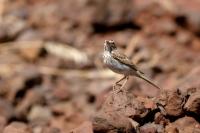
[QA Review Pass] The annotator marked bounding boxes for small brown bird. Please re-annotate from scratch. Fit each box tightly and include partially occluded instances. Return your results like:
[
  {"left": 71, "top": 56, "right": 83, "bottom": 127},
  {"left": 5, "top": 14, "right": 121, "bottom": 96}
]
[{"left": 103, "top": 40, "right": 161, "bottom": 90}]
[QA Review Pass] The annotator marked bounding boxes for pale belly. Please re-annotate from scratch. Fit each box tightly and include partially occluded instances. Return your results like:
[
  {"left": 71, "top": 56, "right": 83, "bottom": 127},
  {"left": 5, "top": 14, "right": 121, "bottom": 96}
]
[{"left": 103, "top": 52, "right": 136, "bottom": 76}]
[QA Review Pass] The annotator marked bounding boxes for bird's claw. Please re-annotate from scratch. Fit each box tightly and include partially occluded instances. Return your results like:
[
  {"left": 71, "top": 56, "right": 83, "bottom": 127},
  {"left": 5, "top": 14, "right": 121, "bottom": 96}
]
[{"left": 112, "top": 84, "right": 124, "bottom": 94}]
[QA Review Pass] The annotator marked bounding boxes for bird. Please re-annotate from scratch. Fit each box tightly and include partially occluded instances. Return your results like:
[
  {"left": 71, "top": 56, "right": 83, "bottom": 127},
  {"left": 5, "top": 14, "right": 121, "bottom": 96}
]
[{"left": 103, "top": 40, "right": 161, "bottom": 91}]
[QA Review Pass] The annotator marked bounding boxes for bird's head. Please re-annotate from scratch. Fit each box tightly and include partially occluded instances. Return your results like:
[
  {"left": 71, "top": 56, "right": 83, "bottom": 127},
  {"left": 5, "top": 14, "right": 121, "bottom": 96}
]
[{"left": 104, "top": 40, "right": 117, "bottom": 52}]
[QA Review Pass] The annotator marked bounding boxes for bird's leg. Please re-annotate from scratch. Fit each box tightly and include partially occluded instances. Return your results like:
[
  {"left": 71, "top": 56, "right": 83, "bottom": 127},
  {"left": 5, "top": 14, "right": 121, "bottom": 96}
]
[
  {"left": 114, "top": 76, "right": 129, "bottom": 93},
  {"left": 115, "top": 75, "right": 126, "bottom": 86},
  {"left": 120, "top": 76, "right": 129, "bottom": 90},
  {"left": 113, "top": 75, "right": 126, "bottom": 92}
]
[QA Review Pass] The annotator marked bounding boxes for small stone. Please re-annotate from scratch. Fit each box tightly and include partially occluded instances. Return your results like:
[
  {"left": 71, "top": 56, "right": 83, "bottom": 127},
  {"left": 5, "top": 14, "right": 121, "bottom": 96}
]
[
  {"left": 52, "top": 79, "right": 70, "bottom": 101},
  {"left": 0, "top": 115, "right": 7, "bottom": 131},
  {"left": 154, "top": 112, "right": 169, "bottom": 126},
  {"left": 18, "top": 42, "right": 43, "bottom": 61},
  {"left": 140, "top": 123, "right": 164, "bottom": 133},
  {"left": 70, "top": 121, "right": 93, "bottom": 133},
  {"left": 3, "top": 122, "right": 31, "bottom": 133},
  {"left": 165, "top": 116, "right": 200, "bottom": 133},
  {"left": 0, "top": 99, "right": 14, "bottom": 120},
  {"left": 28, "top": 105, "right": 52, "bottom": 123}
]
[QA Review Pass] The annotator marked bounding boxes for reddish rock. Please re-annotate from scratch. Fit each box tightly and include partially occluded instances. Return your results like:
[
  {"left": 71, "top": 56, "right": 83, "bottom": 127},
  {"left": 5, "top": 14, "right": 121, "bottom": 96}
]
[
  {"left": 177, "top": 66, "right": 200, "bottom": 93},
  {"left": 15, "top": 89, "right": 44, "bottom": 117},
  {"left": 164, "top": 90, "right": 185, "bottom": 116},
  {"left": 52, "top": 79, "right": 70, "bottom": 101},
  {"left": 140, "top": 123, "right": 164, "bottom": 133},
  {"left": 70, "top": 121, "right": 93, "bottom": 133},
  {"left": 154, "top": 112, "right": 169, "bottom": 126},
  {"left": 93, "top": 89, "right": 146, "bottom": 132},
  {"left": 3, "top": 122, "right": 32, "bottom": 133},
  {"left": 157, "top": 89, "right": 185, "bottom": 116},
  {"left": 41, "top": 127, "right": 63, "bottom": 133},
  {"left": 28, "top": 105, "right": 52, "bottom": 123},
  {"left": 0, "top": 115, "right": 7, "bottom": 131},
  {"left": 17, "top": 41, "right": 43, "bottom": 61},
  {"left": 0, "top": 99, "right": 14, "bottom": 120},
  {"left": 184, "top": 91, "right": 200, "bottom": 115},
  {"left": 165, "top": 117, "right": 200, "bottom": 133}
]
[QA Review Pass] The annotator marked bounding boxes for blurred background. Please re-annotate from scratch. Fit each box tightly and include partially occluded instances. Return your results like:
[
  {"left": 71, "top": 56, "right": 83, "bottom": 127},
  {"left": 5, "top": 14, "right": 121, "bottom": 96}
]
[{"left": 0, "top": 0, "right": 200, "bottom": 132}]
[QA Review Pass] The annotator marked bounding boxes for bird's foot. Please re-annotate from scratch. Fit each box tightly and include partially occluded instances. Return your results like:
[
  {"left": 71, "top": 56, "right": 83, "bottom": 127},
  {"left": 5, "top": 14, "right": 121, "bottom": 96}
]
[
  {"left": 116, "top": 88, "right": 123, "bottom": 94},
  {"left": 112, "top": 83, "right": 122, "bottom": 91},
  {"left": 112, "top": 84, "right": 123, "bottom": 94},
  {"left": 113, "top": 85, "right": 125, "bottom": 94}
]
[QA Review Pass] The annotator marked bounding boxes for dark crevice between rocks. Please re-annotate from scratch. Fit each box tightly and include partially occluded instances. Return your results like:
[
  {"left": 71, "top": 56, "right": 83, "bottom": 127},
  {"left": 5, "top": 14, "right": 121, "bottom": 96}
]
[
  {"left": 92, "top": 22, "right": 142, "bottom": 34},
  {"left": 185, "top": 112, "right": 200, "bottom": 123},
  {"left": 87, "top": 94, "right": 96, "bottom": 104},
  {"left": 24, "top": 75, "right": 43, "bottom": 88},
  {"left": 174, "top": 15, "right": 200, "bottom": 38},
  {"left": 8, "top": 116, "right": 28, "bottom": 124},
  {"left": 164, "top": 114, "right": 185, "bottom": 123},
  {"left": 94, "top": 129, "right": 132, "bottom": 133},
  {"left": 0, "top": 28, "right": 26, "bottom": 43},
  {"left": 0, "top": 34, "right": 18, "bottom": 43},
  {"left": 195, "top": 31, "right": 200, "bottom": 37},
  {"left": 152, "top": 66, "right": 163, "bottom": 75},
  {"left": 168, "top": 30, "right": 177, "bottom": 37},
  {"left": 174, "top": 15, "right": 188, "bottom": 28},
  {"left": 0, "top": 35, "right": 11, "bottom": 43},
  {"left": 133, "top": 46, "right": 142, "bottom": 53},
  {"left": 133, "top": 109, "right": 160, "bottom": 126},
  {"left": 162, "top": 112, "right": 200, "bottom": 124},
  {"left": 14, "top": 75, "right": 43, "bottom": 105},
  {"left": 38, "top": 47, "right": 48, "bottom": 58},
  {"left": 136, "top": 58, "right": 148, "bottom": 64}
]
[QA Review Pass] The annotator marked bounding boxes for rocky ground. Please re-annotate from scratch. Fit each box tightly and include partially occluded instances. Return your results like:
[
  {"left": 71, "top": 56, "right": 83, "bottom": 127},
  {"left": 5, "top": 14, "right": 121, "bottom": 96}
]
[{"left": 0, "top": 0, "right": 200, "bottom": 133}]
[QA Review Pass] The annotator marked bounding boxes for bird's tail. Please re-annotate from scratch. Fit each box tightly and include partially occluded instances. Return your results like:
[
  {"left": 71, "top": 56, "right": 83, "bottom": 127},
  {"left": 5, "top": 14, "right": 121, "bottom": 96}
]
[{"left": 136, "top": 71, "right": 161, "bottom": 90}]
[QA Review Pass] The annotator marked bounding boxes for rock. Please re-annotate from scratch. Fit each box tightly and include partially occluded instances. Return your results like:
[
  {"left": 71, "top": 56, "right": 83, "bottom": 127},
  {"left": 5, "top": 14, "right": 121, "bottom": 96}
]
[
  {"left": 91, "top": 0, "right": 135, "bottom": 26},
  {"left": 136, "top": 97, "right": 157, "bottom": 110},
  {"left": 15, "top": 89, "right": 44, "bottom": 118},
  {"left": 52, "top": 79, "right": 71, "bottom": 101},
  {"left": 164, "top": 89, "right": 185, "bottom": 116},
  {"left": 3, "top": 122, "right": 32, "bottom": 133},
  {"left": 191, "top": 38, "right": 200, "bottom": 52},
  {"left": 70, "top": 121, "right": 93, "bottom": 133},
  {"left": 93, "top": 115, "right": 136, "bottom": 133},
  {"left": 157, "top": 89, "right": 185, "bottom": 116},
  {"left": 177, "top": 66, "right": 200, "bottom": 93},
  {"left": 38, "top": 127, "right": 63, "bottom": 133},
  {"left": 18, "top": 42, "right": 43, "bottom": 62},
  {"left": 0, "top": 99, "right": 14, "bottom": 120},
  {"left": 28, "top": 105, "right": 52, "bottom": 123},
  {"left": 174, "top": 0, "right": 200, "bottom": 33},
  {"left": 184, "top": 91, "right": 200, "bottom": 115},
  {"left": 49, "top": 113, "right": 86, "bottom": 132},
  {"left": 0, "top": 25, "right": 8, "bottom": 42},
  {"left": 0, "top": 115, "right": 7, "bottom": 131},
  {"left": 154, "top": 112, "right": 169, "bottom": 126},
  {"left": 140, "top": 123, "right": 164, "bottom": 133},
  {"left": 165, "top": 116, "right": 200, "bottom": 133},
  {"left": 176, "top": 30, "right": 192, "bottom": 45},
  {"left": 1, "top": 15, "right": 27, "bottom": 39},
  {"left": 17, "top": 29, "right": 42, "bottom": 41},
  {"left": 93, "top": 89, "right": 147, "bottom": 132}
]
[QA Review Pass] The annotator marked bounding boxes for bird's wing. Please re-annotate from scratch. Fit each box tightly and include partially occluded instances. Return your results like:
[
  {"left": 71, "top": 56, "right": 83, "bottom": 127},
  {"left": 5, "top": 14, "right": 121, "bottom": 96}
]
[{"left": 111, "top": 50, "right": 139, "bottom": 72}]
